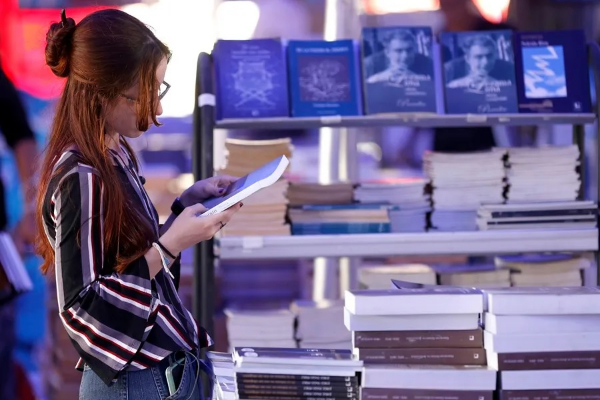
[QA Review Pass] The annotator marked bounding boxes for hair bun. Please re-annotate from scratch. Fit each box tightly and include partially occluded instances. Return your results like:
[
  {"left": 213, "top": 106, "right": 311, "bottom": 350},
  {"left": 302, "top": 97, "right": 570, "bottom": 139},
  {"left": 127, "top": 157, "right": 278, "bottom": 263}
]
[{"left": 45, "top": 9, "right": 76, "bottom": 78}]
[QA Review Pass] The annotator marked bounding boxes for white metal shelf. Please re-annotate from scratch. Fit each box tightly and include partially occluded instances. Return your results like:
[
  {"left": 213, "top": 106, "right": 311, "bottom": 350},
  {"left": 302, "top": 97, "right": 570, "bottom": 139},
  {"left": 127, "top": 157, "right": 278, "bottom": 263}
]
[
  {"left": 215, "top": 113, "right": 596, "bottom": 130},
  {"left": 216, "top": 229, "right": 599, "bottom": 260}
]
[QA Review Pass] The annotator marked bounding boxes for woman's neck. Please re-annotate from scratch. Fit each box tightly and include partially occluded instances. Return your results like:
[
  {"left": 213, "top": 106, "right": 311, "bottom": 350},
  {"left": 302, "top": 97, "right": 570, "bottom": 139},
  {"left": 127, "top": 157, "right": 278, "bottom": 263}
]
[{"left": 106, "top": 133, "right": 126, "bottom": 158}]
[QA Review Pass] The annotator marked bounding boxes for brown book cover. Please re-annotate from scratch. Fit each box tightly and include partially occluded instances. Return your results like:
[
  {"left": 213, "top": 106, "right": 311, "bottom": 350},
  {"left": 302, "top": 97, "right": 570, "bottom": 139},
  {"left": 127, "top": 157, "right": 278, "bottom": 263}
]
[
  {"left": 500, "top": 389, "right": 600, "bottom": 400},
  {"left": 495, "top": 351, "right": 600, "bottom": 371},
  {"left": 353, "top": 329, "right": 483, "bottom": 348},
  {"left": 356, "top": 347, "right": 486, "bottom": 365},
  {"left": 361, "top": 388, "right": 493, "bottom": 400}
]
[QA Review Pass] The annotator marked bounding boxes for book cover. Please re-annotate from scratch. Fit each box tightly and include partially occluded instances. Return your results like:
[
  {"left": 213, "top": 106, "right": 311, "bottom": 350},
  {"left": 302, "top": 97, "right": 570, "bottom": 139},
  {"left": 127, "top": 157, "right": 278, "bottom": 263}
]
[
  {"left": 287, "top": 40, "right": 363, "bottom": 117},
  {"left": 355, "top": 347, "right": 486, "bottom": 366},
  {"left": 213, "top": 38, "right": 290, "bottom": 119},
  {"left": 500, "top": 389, "right": 600, "bottom": 400},
  {"left": 441, "top": 30, "right": 518, "bottom": 114},
  {"left": 362, "top": 388, "right": 494, "bottom": 400},
  {"left": 361, "top": 26, "right": 437, "bottom": 114},
  {"left": 291, "top": 222, "right": 390, "bottom": 235},
  {"left": 493, "top": 351, "right": 600, "bottom": 371},
  {"left": 353, "top": 329, "right": 483, "bottom": 349},
  {"left": 513, "top": 30, "right": 591, "bottom": 113}
]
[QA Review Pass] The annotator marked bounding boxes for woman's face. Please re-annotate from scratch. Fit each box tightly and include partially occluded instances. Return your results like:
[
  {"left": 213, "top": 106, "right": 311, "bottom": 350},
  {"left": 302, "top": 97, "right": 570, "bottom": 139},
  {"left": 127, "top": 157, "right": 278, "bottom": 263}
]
[{"left": 106, "top": 56, "right": 168, "bottom": 139}]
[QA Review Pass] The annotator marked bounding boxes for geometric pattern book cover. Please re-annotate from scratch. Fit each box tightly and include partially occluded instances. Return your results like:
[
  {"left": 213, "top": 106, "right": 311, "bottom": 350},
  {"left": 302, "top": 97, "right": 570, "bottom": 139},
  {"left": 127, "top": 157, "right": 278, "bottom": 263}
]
[
  {"left": 362, "top": 26, "right": 437, "bottom": 114},
  {"left": 213, "top": 38, "right": 290, "bottom": 120},
  {"left": 441, "top": 30, "right": 518, "bottom": 114},
  {"left": 513, "top": 30, "right": 591, "bottom": 113},
  {"left": 287, "top": 39, "right": 362, "bottom": 117}
]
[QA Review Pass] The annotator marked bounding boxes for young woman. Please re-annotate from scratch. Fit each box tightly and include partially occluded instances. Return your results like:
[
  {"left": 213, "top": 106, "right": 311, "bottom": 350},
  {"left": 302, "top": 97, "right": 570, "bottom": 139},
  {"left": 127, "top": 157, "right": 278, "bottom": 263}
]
[{"left": 36, "top": 9, "right": 241, "bottom": 399}]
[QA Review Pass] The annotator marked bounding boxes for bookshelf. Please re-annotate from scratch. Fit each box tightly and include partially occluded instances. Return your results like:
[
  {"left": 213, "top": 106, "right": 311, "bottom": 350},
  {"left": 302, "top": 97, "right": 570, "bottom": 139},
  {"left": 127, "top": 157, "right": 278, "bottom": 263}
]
[{"left": 190, "top": 43, "right": 600, "bottom": 338}]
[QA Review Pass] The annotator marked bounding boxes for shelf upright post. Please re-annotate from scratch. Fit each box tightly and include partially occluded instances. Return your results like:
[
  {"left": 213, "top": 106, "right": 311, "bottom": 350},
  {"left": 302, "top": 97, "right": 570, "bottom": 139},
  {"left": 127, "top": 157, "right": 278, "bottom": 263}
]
[
  {"left": 192, "top": 52, "right": 216, "bottom": 336},
  {"left": 573, "top": 124, "right": 585, "bottom": 201},
  {"left": 589, "top": 42, "right": 600, "bottom": 284}
]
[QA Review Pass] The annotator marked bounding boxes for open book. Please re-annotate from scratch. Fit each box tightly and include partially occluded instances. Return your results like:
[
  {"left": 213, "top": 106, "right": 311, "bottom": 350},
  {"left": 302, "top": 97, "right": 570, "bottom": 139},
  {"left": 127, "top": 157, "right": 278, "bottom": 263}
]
[
  {"left": 201, "top": 155, "right": 289, "bottom": 217},
  {"left": 0, "top": 232, "right": 32, "bottom": 305}
]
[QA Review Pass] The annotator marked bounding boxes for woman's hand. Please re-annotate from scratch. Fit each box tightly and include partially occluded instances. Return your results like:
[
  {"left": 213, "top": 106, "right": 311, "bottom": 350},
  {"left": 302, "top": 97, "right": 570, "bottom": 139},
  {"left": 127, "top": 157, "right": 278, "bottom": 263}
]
[
  {"left": 159, "top": 202, "right": 242, "bottom": 255},
  {"left": 180, "top": 175, "right": 238, "bottom": 207}
]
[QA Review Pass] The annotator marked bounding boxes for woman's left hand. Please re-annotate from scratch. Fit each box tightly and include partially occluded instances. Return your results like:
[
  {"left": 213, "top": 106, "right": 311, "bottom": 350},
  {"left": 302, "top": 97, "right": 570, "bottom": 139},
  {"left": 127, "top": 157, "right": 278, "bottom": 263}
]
[{"left": 179, "top": 175, "right": 238, "bottom": 207}]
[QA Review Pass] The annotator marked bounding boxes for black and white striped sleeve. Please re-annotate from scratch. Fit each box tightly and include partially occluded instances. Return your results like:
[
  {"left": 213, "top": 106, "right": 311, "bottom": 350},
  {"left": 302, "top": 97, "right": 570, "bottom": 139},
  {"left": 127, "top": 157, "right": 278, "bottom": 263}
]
[{"left": 51, "top": 169, "right": 156, "bottom": 384}]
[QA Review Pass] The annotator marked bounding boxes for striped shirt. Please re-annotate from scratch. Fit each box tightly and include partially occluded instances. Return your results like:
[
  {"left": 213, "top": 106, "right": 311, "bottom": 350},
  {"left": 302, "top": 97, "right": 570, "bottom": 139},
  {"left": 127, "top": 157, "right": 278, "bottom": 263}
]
[{"left": 41, "top": 149, "right": 211, "bottom": 385}]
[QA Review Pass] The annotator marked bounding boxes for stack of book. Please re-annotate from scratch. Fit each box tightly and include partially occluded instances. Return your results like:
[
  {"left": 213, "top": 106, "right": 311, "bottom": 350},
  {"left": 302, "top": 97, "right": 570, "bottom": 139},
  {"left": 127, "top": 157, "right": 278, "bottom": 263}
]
[
  {"left": 217, "top": 138, "right": 293, "bottom": 236},
  {"left": 344, "top": 288, "right": 496, "bottom": 399},
  {"left": 354, "top": 179, "right": 430, "bottom": 233},
  {"left": 292, "top": 300, "right": 352, "bottom": 350},
  {"left": 358, "top": 264, "right": 437, "bottom": 289},
  {"left": 224, "top": 307, "right": 297, "bottom": 350},
  {"left": 505, "top": 146, "right": 580, "bottom": 203},
  {"left": 495, "top": 254, "right": 589, "bottom": 287},
  {"left": 433, "top": 263, "right": 511, "bottom": 288},
  {"left": 288, "top": 204, "right": 391, "bottom": 235},
  {"left": 287, "top": 182, "right": 355, "bottom": 206},
  {"left": 425, "top": 150, "right": 505, "bottom": 232},
  {"left": 483, "top": 287, "right": 600, "bottom": 399},
  {"left": 477, "top": 201, "right": 598, "bottom": 231},
  {"left": 232, "top": 347, "right": 361, "bottom": 400},
  {"left": 208, "top": 351, "right": 236, "bottom": 400}
]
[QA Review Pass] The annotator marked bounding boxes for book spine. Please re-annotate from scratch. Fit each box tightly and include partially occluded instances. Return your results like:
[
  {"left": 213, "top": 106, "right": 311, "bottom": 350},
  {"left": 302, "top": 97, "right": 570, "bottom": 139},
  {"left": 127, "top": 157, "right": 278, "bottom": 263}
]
[
  {"left": 237, "top": 388, "right": 358, "bottom": 398},
  {"left": 240, "top": 396, "right": 356, "bottom": 400},
  {"left": 357, "top": 347, "right": 486, "bottom": 365},
  {"left": 499, "top": 389, "right": 600, "bottom": 400},
  {"left": 237, "top": 383, "right": 358, "bottom": 393},
  {"left": 497, "top": 351, "right": 600, "bottom": 371},
  {"left": 361, "top": 388, "right": 494, "bottom": 400},
  {"left": 235, "top": 374, "right": 358, "bottom": 384},
  {"left": 353, "top": 329, "right": 483, "bottom": 348}
]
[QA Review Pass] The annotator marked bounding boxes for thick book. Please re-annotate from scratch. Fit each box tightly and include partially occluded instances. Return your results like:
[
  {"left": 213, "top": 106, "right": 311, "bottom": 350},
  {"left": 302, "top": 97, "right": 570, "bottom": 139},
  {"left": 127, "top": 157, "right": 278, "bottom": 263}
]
[
  {"left": 361, "top": 26, "right": 437, "bottom": 114},
  {"left": 484, "top": 313, "right": 600, "bottom": 335},
  {"left": 500, "top": 369, "right": 600, "bottom": 390},
  {"left": 441, "top": 30, "right": 518, "bottom": 114},
  {"left": 344, "top": 311, "right": 480, "bottom": 332},
  {"left": 213, "top": 38, "right": 290, "bottom": 119},
  {"left": 201, "top": 155, "right": 289, "bottom": 216},
  {"left": 488, "top": 350, "right": 600, "bottom": 371},
  {"left": 362, "top": 388, "right": 494, "bottom": 400},
  {"left": 236, "top": 374, "right": 358, "bottom": 385},
  {"left": 291, "top": 222, "right": 390, "bottom": 235},
  {"left": 354, "top": 347, "right": 486, "bottom": 366},
  {"left": 345, "top": 287, "right": 483, "bottom": 316},
  {"left": 512, "top": 30, "right": 591, "bottom": 113},
  {"left": 0, "top": 232, "right": 32, "bottom": 305},
  {"left": 500, "top": 389, "right": 600, "bottom": 400},
  {"left": 484, "top": 330, "right": 600, "bottom": 353},
  {"left": 233, "top": 347, "right": 362, "bottom": 368},
  {"left": 482, "top": 287, "right": 600, "bottom": 315},
  {"left": 287, "top": 40, "right": 362, "bottom": 117},
  {"left": 352, "top": 329, "right": 483, "bottom": 349}
]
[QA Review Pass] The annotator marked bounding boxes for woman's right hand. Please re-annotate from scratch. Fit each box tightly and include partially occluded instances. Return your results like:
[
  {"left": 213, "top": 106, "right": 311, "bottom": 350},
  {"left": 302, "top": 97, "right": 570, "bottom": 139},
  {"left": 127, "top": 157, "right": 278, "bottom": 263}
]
[{"left": 159, "top": 202, "right": 242, "bottom": 255}]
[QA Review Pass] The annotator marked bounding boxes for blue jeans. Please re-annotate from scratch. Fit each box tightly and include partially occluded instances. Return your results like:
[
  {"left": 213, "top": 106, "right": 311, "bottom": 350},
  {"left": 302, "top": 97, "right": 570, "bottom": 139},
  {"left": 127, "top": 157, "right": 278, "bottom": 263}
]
[{"left": 79, "top": 351, "right": 214, "bottom": 400}]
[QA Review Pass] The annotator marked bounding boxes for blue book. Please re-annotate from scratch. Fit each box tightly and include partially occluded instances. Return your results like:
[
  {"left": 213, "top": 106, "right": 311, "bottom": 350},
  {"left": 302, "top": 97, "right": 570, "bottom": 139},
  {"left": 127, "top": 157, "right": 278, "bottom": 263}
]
[
  {"left": 292, "top": 204, "right": 400, "bottom": 211},
  {"left": 213, "top": 39, "right": 290, "bottom": 119},
  {"left": 361, "top": 26, "right": 437, "bottom": 114},
  {"left": 513, "top": 30, "right": 591, "bottom": 113},
  {"left": 287, "top": 40, "right": 363, "bottom": 117},
  {"left": 200, "top": 155, "right": 289, "bottom": 216},
  {"left": 291, "top": 222, "right": 390, "bottom": 235},
  {"left": 441, "top": 30, "right": 518, "bottom": 114}
]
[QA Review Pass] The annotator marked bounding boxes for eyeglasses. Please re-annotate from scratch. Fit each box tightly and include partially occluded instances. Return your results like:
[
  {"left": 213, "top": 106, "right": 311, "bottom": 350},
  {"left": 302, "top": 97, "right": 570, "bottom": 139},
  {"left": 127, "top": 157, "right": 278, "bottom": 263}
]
[{"left": 120, "top": 80, "right": 171, "bottom": 103}]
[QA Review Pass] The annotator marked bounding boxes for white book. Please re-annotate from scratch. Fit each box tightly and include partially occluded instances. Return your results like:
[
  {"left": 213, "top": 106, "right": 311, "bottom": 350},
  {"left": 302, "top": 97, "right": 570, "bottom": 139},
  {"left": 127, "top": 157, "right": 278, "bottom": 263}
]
[
  {"left": 344, "top": 308, "right": 480, "bottom": 331},
  {"left": 362, "top": 365, "right": 496, "bottom": 391},
  {"left": 484, "top": 313, "right": 600, "bottom": 335},
  {"left": 234, "top": 363, "right": 359, "bottom": 377},
  {"left": 0, "top": 232, "right": 32, "bottom": 295},
  {"left": 345, "top": 288, "right": 483, "bottom": 316},
  {"left": 484, "top": 330, "right": 600, "bottom": 353},
  {"left": 201, "top": 155, "right": 289, "bottom": 216},
  {"left": 483, "top": 287, "right": 600, "bottom": 315},
  {"left": 500, "top": 369, "right": 600, "bottom": 390}
]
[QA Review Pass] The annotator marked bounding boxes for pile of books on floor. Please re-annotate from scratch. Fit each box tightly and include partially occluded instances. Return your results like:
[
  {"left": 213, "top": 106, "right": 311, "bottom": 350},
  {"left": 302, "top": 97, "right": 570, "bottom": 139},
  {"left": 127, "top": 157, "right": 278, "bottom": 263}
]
[
  {"left": 425, "top": 150, "right": 505, "bottom": 232},
  {"left": 208, "top": 351, "right": 236, "bottom": 400},
  {"left": 287, "top": 182, "right": 354, "bottom": 206},
  {"left": 217, "top": 137, "right": 292, "bottom": 236},
  {"left": 345, "top": 287, "right": 496, "bottom": 399},
  {"left": 477, "top": 201, "right": 598, "bottom": 230},
  {"left": 495, "top": 253, "right": 589, "bottom": 287},
  {"left": 292, "top": 300, "right": 352, "bottom": 349},
  {"left": 232, "top": 347, "right": 361, "bottom": 400},
  {"left": 358, "top": 263, "right": 437, "bottom": 289},
  {"left": 224, "top": 306, "right": 296, "bottom": 351},
  {"left": 433, "top": 263, "right": 511, "bottom": 288},
  {"left": 288, "top": 203, "right": 391, "bottom": 235},
  {"left": 354, "top": 178, "right": 430, "bottom": 233},
  {"left": 483, "top": 287, "right": 600, "bottom": 399},
  {"left": 505, "top": 145, "right": 580, "bottom": 203}
]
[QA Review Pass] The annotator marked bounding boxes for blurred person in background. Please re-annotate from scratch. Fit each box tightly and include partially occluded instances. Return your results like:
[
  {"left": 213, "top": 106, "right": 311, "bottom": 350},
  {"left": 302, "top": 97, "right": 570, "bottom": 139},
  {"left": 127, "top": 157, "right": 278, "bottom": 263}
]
[{"left": 0, "top": 65, "right": 39, "bottom": 399}]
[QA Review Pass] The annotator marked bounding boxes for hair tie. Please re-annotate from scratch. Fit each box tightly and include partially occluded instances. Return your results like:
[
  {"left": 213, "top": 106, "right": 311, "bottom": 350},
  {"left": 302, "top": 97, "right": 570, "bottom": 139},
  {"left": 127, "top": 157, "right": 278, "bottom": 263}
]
[{"left": 61, "top": 9, "right": 68, "bottom": 27}]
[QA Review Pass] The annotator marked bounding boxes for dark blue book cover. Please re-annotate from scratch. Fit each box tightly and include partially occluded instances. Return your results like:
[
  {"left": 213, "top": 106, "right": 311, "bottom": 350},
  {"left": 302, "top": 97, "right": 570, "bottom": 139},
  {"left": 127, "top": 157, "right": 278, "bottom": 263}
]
[
  {"left": 291, "top": 222, "right": 390, "bottom": 235},
  {"left": 513, "top": 30, "right": 591, "bottom": 113},
  {"left": 287, "top": 40, "right": 362, "bottom": 117},
  {"left": 362, "top": 26, "right": 437, "bottom": 114},
  {"left": 213, "top": 38, "right": 289, "bottom": 119},
  {"left": 441, "top": 30, "right": 518, "bottom": 114}
]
